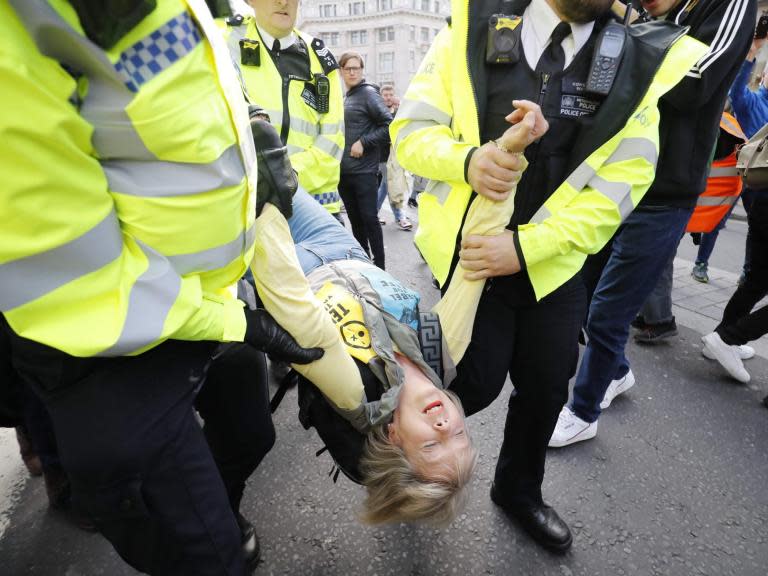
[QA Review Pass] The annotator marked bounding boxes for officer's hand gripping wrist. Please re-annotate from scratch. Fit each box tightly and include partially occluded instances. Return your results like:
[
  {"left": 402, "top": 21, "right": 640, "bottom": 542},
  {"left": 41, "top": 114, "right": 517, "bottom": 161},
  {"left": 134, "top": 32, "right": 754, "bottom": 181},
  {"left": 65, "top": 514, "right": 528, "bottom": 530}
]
[{"left": 244, "top": 308, "right": 324, "bottom": 364}]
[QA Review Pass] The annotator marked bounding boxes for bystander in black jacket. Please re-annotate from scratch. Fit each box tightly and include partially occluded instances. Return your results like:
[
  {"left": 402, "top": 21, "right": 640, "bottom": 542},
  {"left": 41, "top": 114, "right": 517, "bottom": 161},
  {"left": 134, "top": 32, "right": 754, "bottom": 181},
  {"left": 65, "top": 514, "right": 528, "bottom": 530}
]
[
  {"left": 341, "top": 81, "right": 393, "bottom": 174},
  {"left": 642, "top": 0, "right": 756, "bottom": 208}
]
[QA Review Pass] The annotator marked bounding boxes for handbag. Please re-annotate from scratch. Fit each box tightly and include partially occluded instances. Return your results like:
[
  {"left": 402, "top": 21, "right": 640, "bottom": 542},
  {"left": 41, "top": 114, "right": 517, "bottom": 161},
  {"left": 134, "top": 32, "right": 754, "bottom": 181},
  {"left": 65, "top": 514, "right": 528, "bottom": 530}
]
[{"left": 736, "top": 122, "right": 768, "bottom": 189}]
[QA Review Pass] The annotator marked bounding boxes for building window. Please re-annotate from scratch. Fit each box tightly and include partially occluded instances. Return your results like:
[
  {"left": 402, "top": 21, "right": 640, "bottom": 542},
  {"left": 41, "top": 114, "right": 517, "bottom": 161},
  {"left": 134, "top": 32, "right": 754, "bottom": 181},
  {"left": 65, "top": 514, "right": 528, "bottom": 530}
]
[
  {"left": 377, "top": 26, "right": 395, "bottom": 42},
  {"left": 434, "top": 0, "right": 440, "bottom": 13},
  {"left": 330, "top": 32, "right": 340, "bottom": 46},
  {"left": 420, "top": 26, "right": 429, "bottom": 42},
  {"left": 350, "top": 30, "right": 368, "bottom": 45},
  {"left": 409, "top": 49, "right": 416, "bottom": 71},
  {"left": 348, "top": 1, "right": 365, "bottom": 15},
  {"left": 319, "top": 3, "right": 337, "bottom": 17},
  {"left": 377, "top": 0, "right": 393, "bottom": 10},
  {"left": 421, "top": 0, "right": 430, "bottom": 11},
  {"left": 378, "top": 51, "right": 394, "bottom": 73},
  {"left": 410, "top": 25, "right": 416, "bottom": 41},
  {"left": 433, "top": 28, "right": 439, "bottom": 37}
]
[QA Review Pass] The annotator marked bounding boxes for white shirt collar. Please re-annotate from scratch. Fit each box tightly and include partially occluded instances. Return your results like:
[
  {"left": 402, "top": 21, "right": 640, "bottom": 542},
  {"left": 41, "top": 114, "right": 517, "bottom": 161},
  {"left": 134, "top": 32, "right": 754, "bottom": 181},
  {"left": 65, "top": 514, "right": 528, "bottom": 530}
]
[
  {"left": 522, "top": 0, "right": 595, "bottom": 69},
  {"left": 255, "top": 24, "right": 297, "bottom": 50}
]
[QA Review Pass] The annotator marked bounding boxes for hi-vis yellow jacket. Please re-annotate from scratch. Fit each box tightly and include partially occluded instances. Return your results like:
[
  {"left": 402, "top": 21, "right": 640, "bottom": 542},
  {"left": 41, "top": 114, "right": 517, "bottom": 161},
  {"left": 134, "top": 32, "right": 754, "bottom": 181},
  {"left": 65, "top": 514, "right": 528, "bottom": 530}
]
[
  {"left": 392, "top": 1, "right": 709, "bottom": 300},
  {"left": 221, "top": 17, "right": 345, "bottom": 213},
  {"left": 1, "top": 0, "right": 260, "bottom": 357}
]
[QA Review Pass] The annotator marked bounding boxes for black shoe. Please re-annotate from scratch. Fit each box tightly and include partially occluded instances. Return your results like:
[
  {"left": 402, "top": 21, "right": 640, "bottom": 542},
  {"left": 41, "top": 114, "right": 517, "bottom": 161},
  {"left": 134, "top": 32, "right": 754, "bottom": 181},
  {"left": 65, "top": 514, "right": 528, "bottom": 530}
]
[
  {"left": 763, "top": 395, "right": 768, "bottom": 410},
  {"left": 490, "top": 484, "right": 572, "bottom": 552},
  {"left": 237, "top": 513, "right": 261, "bottom": 572},
  {"left": 408, "top": 197, "right": 418, "bottom": 208},
  {"left": 630, "top": 315, "right": 648, "bottom": 330},
  {"left": 633, "top": 318, "right": 678, "bottom": 344}
]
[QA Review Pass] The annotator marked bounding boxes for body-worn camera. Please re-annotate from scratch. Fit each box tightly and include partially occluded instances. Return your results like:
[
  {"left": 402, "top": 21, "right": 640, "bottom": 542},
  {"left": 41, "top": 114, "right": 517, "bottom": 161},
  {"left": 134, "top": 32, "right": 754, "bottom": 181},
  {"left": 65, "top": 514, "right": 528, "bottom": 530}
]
[{"left": 486, "top": 13, "right": 523, "bottom": 64}]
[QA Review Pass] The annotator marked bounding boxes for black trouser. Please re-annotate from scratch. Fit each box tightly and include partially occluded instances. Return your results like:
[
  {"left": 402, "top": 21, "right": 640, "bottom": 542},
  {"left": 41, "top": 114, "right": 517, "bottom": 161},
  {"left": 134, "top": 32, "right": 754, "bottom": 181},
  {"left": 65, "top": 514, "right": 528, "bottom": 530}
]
[
  {"left": 338, "top": 171, "right": 385, "bottom": 269},
  {"left": 6, "top": 329, "right": 273, "bottom": 576},
  {"left": 716, "top": 195, "right": 768, "bottom": 345},
  {"left": 449, "top": 278, "right": 586, "bottom": 507}
]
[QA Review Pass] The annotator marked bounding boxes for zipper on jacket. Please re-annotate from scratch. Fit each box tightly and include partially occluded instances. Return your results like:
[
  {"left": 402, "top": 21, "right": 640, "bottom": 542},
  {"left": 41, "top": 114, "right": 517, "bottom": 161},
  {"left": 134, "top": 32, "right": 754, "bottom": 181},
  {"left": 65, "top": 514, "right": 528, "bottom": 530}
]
[{"left": 537, "top": 73, "right": 550, "bottom": 106}]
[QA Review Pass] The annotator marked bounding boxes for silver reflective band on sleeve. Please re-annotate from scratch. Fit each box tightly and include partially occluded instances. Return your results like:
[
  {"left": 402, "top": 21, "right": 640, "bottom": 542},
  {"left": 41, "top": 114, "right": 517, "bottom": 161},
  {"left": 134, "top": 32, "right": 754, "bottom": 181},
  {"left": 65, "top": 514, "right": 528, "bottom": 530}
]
[
  {"left": 104, "top": 145, "right": 244, "bottom": 197},
  {"left": 529, "top": 205, "right": 552, "bottom": 224},
  {"left": 0, "top": 211, "right": 123, "bottom": 311},
  {"left": 314, "top": 136, "right": 343, "bottom": 160},
  {"left": 695, "top": 195, "right": 738, "bottom": 207},
  {"left": 565, "top": 137, "right": 657, "bottom": 193},
  {"left": 708, "top": 166, "right": 739, "bottom": 178},
  {"left": 397, "top": 99, "right": 452, "bottom": 126},
  {"left": 395, "top": 120, "right": 442, "bottom": 147},
  {"left": 167, "top": 225, "right": 255, "bottom": 275},
  {"left": 287, "top": 144, "right": 303, "bottom": 156},
  {"left": 100, "top": 241, "right": 182, "bottom": 356},
  {"left": 590, "top": 176, "right": 634, "bottom": 219},
  {"left": 426, "top": 180, "right": 451, "bottom": 205}
]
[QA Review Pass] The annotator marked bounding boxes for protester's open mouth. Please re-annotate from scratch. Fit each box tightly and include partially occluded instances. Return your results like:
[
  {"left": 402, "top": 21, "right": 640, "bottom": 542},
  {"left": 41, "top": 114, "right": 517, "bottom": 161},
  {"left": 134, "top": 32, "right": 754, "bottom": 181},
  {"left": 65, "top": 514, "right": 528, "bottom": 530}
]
[{"left": 423, "top": 401, "right": 443, "bottom": 414}]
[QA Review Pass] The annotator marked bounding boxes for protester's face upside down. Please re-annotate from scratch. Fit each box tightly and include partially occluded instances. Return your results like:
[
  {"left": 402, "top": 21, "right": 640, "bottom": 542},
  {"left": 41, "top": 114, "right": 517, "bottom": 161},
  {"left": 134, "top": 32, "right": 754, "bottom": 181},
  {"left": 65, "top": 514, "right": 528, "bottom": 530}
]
[{"left": 387, "top": 355, "right": 471, "bottom": 480}]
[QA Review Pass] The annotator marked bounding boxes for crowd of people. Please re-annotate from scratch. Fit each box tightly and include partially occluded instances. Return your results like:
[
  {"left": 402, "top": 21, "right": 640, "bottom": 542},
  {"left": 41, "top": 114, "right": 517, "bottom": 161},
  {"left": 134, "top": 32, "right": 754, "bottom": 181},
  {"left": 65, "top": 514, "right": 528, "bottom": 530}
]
[{"left": 1, "top": 0, "right": 766, "bottom": 574}]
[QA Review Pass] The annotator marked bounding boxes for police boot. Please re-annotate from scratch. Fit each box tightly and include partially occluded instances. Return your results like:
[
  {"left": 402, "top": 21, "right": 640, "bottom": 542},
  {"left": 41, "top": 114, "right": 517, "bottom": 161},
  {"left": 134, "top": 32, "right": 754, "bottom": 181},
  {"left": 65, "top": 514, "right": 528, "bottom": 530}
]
[{"left": 237, "top": 513, "right": 261, "bottom": 572}]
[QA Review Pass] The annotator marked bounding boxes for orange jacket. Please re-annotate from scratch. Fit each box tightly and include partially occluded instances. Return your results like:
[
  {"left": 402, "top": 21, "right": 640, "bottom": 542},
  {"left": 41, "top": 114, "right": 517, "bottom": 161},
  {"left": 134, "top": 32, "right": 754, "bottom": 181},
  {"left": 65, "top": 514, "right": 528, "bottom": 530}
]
[{"left": 686, "top": 113, "right": 746, "bottom": 233}]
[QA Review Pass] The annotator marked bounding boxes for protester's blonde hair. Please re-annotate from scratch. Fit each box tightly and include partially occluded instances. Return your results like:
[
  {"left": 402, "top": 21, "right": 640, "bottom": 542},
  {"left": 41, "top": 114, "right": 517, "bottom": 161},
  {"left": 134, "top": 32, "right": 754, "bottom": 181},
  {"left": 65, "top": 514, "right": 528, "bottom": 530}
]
[{"left": 359, "top": 390, "right": 477, "bottom": 528}]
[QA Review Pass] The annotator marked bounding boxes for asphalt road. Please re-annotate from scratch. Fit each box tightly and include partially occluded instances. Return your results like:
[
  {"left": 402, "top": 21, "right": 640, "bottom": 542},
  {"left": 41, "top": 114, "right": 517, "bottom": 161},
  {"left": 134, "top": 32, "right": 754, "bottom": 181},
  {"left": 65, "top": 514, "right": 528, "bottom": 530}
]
[{"left": 1, "top": 205, "right": 766, "bottom": 576}]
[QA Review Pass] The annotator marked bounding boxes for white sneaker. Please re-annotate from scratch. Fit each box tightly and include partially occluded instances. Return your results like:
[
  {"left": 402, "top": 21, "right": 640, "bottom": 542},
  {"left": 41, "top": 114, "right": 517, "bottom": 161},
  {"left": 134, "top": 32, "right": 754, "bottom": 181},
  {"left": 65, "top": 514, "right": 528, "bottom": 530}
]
[
  {"left": 548, "top": 406, "right": 597, "bottom": 448},
  {"left": 701, "top": 332, "right": 750, "bottom": 383},
  {"left": 702, "top": 343, "right": 755, "bottom": 361},
  {"left": 600, "top": 369, "right": 635, "bottom": 410}
]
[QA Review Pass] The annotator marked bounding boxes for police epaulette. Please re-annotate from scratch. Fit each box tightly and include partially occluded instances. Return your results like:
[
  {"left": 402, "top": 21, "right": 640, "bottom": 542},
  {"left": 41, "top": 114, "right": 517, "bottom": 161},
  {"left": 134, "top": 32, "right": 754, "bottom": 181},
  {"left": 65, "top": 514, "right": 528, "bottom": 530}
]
[
  {"left": 446, "top": 16, "right": 452, "bottom": 26},
  {"left": 310, "top": 38, "right": 339, "bottom": 74},
  {"left": 225, "top": 13, "right": 245, "bottom": 26}
]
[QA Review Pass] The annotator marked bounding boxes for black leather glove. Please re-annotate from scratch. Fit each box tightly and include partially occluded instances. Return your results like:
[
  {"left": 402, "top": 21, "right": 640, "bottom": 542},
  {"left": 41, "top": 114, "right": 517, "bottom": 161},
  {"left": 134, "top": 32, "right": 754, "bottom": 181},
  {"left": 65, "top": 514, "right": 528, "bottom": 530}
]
[
  {"left": 244, "top": 308, "right": 323, "bottom": 364},
  {"left": 250, "top": 106, "right": 298, "bottom": 218}
]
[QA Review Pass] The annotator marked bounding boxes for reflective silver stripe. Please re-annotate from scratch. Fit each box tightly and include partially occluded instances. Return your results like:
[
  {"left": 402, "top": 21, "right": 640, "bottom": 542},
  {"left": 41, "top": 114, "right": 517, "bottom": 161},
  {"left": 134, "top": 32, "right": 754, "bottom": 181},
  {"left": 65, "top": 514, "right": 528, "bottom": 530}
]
[
  {"left": 290, "top": 117, "right": 320, "bottom": 137},
  {"left": 314, "top": 136, "right": 343, "bottom": 160},
  {"left": 565, "top": 137, "right": 657, "bottom": 193},
  {"left": 529, "top": 205, "right": 552, "bottom": 224},
  {"left": 167, "top": 225, "right": 255, "bottom": 275},
  {"left": 708, "top": 166, "right": 739, "bottom": 178},
  {"left": 319, "top": 122, "right": 341, "bottom": 135},
  {"left": 395, "top": 120, "right": 440, "bottom": 147},
  {"left": 264, "top": 109, "right": 282, "bottom": 122},
  {"left": 605, "top": 137, "right": 658, "bottom": 167},
  {"left": 225, "top": 22, "right": 248, "bottom": 64},
  {"left": 100, "top": 241, "right": 181, "bottom": 356},
  {"left": 591, "top": 176, "right": 634, "bottom": 219},
  {"left": 565, "top": 162, "right": 597, "bottom": 193},
  {"left": 0, "top": 211, "right": 123, "bottom": 311},
  {"left": 11, "top": 0, "right": 153, "bottom": 160},
  {"left": 104, "top": 145, "right": 244, "bottom": 197},
  {"left": 426, "top": 180, "right": 449, "bottom": 205},
  {"left": 696, "top": 195, "right": 738, "bottom": 207},
  {"left": 287, "top": 144, "right": 303, "bottom": 156},
  {"left": 397, "top": 99, "right": 452, "bottom": 126}
]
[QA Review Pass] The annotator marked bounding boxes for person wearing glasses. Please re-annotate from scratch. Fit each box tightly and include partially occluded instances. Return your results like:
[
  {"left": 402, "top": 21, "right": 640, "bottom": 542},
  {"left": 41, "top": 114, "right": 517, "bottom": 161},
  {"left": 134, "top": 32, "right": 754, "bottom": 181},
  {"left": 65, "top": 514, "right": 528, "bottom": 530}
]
[{"left": 338, "top": 51, "right": 393, "bottom": 270}]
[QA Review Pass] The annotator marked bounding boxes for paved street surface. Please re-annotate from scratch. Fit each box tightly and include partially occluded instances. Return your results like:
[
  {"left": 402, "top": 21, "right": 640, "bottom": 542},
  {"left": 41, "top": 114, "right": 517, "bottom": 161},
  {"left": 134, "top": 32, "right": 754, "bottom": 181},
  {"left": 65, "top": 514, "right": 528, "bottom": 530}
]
[{"left": 1, "top": 203, "right": 767, "bottom": 576}]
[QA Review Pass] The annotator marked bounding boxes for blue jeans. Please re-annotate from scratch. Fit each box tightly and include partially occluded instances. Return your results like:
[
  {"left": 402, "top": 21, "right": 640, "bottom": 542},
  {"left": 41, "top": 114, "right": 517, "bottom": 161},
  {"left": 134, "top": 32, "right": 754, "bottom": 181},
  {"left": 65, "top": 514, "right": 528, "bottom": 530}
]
[
  {"left": 571, "top": 206, "right": 694, "bottom": 423},
  {"left": 288, "top": 187, "right": 370, "bottom": 276}
]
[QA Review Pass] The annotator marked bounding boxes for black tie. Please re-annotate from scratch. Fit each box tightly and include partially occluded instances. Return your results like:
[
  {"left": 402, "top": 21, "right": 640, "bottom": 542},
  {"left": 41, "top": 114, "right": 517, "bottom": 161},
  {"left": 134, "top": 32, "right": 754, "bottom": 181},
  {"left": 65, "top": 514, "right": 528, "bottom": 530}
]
[
  {"left": 272, "top": 38, "right": 281, "bottom": 52},
  {"left": 536, "top": 21, "right": 571, "bottom": 74}
]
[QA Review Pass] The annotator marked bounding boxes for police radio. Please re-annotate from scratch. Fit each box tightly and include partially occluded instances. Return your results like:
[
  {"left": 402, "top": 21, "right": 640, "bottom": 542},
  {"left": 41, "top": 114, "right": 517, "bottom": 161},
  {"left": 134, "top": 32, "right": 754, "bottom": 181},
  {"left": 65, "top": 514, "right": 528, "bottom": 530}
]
[
  {"left": 586, "top": 22, "right": 626, "bottom": 95},
  {"left": 486, "top": 0, "right": 522, "bottom": 64},
  {"left": 315, "top": 73, "right": 330, "bottom": 114}
]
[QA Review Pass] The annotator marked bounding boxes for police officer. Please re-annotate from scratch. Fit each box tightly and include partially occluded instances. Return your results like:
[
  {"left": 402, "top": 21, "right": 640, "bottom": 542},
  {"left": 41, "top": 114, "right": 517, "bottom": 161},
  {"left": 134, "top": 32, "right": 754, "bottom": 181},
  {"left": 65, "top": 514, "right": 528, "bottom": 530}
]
[
  {"left": 221, "top": 0, "right": 346, "bottom": 219},
  {"left": 0, "top": 1, "right": 324, "bottom": 574},
  {"left": 392, "top": 0, "right": 706, "bottom": 552}
]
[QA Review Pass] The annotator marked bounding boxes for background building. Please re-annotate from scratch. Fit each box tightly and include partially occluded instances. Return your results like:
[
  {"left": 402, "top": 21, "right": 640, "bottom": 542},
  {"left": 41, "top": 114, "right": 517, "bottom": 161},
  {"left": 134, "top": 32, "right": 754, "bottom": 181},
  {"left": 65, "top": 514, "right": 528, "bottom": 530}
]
[{"left": 298, "top": 0, "right": 450, "bottom": 95}]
